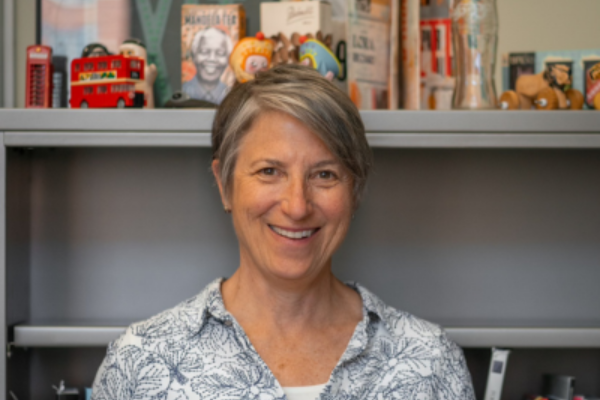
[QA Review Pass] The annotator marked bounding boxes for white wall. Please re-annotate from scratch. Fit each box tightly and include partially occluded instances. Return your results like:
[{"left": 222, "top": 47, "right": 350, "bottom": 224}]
[{"left": 11, "top": 0, "right": 600, "bottom": 107}]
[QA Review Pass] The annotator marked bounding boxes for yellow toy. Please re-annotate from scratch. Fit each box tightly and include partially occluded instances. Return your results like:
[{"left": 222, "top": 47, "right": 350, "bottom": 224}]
[{"left": 229, "top": 32, "right": 275, "bottom": 83}]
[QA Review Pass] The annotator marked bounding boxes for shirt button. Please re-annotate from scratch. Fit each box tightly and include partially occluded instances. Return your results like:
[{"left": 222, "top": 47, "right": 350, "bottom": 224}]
[{"left": 224, "top": 320, "right": 233, "bottom": 327}]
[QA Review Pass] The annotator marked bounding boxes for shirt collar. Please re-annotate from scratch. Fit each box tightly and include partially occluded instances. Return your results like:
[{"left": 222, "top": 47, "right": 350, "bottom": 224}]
[{"left": 181, "top": 278, "right": 389, "bottom": 338}]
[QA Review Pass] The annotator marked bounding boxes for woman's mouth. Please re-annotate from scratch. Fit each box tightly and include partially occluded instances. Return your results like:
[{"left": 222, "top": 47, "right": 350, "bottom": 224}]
[{"left": 269, "top": 225, "right": 319, "bottom": 240}]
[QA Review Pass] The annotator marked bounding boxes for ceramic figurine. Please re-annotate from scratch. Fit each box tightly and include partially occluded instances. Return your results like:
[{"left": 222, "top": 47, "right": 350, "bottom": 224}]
[
  {"left": 81, "top": 43, "right": 110, "bottom": 58},
  {"left": 119, "top": 38, "right": 158, "bottom": 108},
  {"left": 229, "top": 32, "right": 275, "bottom": 83},
  {"left": 499, "top": 64, "right": 584, "bottom": 110},
  {"left": 298, "top": 36, "right": 341, "bottom": 81}
]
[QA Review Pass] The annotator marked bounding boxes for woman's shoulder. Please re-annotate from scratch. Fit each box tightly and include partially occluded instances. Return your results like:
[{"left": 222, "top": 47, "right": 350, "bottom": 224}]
[
  {"left": 352, "top": 282, "right": 447, "bottom": 344},
  {"left": 114, "top": 278, "right": 224, "bottom": 350}
]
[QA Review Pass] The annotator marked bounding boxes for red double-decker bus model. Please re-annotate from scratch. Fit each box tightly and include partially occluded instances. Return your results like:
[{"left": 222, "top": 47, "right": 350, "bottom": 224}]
[
  {"left": 70, "top": 54, "right": 145, "bottom": 108},
  {"left": 26, "top": 45, "right": 53, "bottom": 108}
]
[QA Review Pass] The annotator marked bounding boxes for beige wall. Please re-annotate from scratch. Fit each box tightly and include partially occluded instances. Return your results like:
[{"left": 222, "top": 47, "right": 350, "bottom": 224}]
[
  {"left": 12, "top": 0, "right": 600, "bottom": 107},
  {"left": 496, "top": 0, "right": 600, "bottom": 94}
]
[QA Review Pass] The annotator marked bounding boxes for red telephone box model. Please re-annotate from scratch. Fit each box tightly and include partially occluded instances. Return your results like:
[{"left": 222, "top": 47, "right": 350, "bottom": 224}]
[
  {"left": 70, "top": 54, "right": 145, "bottom": 108},
  {"left": 26, "top": 45, "right": 53, "bottom": 108}
]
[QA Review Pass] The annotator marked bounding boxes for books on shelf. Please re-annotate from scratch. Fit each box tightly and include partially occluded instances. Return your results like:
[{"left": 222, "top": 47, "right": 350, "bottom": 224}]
[
  {"left": 400, "top": 0, "right": 420, "bottom": 110},
  {"left": 420, "top": 0, "right": 455, "bottom": 110},
  {"left": 329, "top": 0, "right": 398, "bottom": 110}
]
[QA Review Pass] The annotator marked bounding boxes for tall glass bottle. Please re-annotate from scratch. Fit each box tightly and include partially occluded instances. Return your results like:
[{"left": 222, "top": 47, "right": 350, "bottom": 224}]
[{"left": 451, "top": 0, "right": 498, "bottom": 109}]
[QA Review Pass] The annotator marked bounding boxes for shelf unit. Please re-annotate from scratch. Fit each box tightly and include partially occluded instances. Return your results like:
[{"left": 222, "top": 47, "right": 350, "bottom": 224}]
[{"left": 2, "top": 109, "right": 600, "bottom": 399}]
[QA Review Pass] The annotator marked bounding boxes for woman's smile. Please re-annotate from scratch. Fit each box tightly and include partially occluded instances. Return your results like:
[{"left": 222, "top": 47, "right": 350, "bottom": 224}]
[{"left": 269, "top": 225, "right": 321, "bottom": 240}]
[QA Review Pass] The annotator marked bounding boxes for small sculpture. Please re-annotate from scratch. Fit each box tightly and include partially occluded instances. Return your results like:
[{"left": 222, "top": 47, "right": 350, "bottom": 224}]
[
  {"left": 500, "top": 64, "right": 584, "bottom": 110},
  {"left": 229, "top": 32, "right": 275, "bottom": 83},
  {"left": 119, "top": 38, "right": 158, "bottom": 108},
  {"left": 81, "top": 43, "right": 110, "bottom": 58},
  {"left": 298, "top": 37, "right": 341, "bottom": 81}
]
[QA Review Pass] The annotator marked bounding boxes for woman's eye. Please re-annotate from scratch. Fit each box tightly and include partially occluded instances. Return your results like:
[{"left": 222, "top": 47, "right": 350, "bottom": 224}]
[
  {"left": 260, "top": 167, "right": 276, "bottom": 176},
  {"left": 317, "top": 170, "right": 336, "bottom": 180}
]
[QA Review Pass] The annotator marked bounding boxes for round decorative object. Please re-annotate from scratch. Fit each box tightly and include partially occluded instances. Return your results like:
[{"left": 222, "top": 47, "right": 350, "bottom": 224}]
[
  {"left": 499, "top": 90, "right": 520, "bottom": 110},
  {"left": 534, "top": 87, "right": 558, "bottom": 110},
  {"left": 229, "top": 34, "right": 275, "bottom": 83},
  {"left": 565, "top": 89, "right": 584, "bottom": 110}
]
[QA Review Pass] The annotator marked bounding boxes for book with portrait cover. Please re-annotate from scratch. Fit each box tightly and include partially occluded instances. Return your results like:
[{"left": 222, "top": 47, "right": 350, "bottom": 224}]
[{"left": 181, "top": 4, "right": 246, "bottom": 105}]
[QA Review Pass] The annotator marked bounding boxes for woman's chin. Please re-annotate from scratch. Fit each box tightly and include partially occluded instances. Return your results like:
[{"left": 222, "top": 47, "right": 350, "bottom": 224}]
[{"left": 265, "top": 263, "right": 323, "bottom": 282}]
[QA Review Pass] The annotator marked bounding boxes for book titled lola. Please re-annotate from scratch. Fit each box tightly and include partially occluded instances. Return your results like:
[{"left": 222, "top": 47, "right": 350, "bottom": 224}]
[
  {"left": 181, "top": 4, "right": 246, "bottom": 105},
  {"left": 346, "top": 0, "right": 396, "bottom": 110}
]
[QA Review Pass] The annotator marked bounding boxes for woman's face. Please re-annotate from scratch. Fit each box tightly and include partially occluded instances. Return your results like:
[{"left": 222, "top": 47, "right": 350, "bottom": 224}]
[{"left": 214, "top": 111, "right": 354, "bottom": 282}]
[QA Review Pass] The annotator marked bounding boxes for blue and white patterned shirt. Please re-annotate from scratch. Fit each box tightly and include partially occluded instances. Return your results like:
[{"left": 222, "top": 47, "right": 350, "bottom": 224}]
[{"left": 91, "top": 279, "right": 476, "bottom": 400}]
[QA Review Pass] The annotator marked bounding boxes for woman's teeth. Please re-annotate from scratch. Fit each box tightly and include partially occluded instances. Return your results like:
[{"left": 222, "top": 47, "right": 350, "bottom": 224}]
[{"left": 271, "top": 226, "right": 316, "bottom": 239}]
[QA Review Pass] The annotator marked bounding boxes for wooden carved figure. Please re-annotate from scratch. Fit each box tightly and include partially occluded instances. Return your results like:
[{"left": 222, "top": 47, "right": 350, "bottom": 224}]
[{"left": 500, "top": 64, "right": 584, "bottom": 110}]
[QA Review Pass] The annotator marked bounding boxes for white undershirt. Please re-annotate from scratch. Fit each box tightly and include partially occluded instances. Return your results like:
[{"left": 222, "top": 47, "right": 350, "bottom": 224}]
[{"left": 281, "top": 383, "right": 327, "bottom": 400}]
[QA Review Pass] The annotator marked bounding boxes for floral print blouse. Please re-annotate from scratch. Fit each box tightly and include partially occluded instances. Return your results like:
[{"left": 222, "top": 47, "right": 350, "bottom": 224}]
[{"left": 91, "top": 278, "right": 476, "bottom": 400}]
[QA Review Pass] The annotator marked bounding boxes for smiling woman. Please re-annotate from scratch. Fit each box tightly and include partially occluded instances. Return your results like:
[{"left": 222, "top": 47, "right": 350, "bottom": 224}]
[{"left": 91, "top": 65, "right": 476, "bottom": 400}]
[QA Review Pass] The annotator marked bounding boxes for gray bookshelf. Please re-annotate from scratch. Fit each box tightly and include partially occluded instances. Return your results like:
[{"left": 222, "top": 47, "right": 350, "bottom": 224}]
[{"left": 2, "top": 109, "right": 600, "bottom": 400}]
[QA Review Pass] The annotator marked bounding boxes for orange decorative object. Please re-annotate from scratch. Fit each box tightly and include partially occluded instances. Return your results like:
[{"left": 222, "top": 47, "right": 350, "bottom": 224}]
[{"left": 229, "top": 34, "right": 275, "bottom": 83}]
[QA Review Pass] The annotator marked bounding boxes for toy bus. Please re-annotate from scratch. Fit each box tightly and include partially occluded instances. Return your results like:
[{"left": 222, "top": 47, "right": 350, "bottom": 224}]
[
  {"left": 70, "top": 54, "right": 145, "bottom": 108},
  {"left": 26, "top": 45, "right": 53, "bottom": 108}
]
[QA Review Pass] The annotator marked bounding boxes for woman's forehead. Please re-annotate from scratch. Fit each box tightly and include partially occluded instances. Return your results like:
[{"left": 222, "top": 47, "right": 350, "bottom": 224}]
[{"left": 237, "top": 112, "right": 337, "bottom": 162}]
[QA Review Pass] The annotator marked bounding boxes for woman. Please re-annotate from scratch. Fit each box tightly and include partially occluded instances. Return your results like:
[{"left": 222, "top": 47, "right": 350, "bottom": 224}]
[{"left": 92, "top": 65, "right": 475, "bottom": 400}]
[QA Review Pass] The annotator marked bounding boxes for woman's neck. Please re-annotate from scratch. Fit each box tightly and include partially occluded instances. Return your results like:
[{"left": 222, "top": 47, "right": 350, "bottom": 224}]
[{"left": 221, "top": 266, "right": 361, "bottom": 333}]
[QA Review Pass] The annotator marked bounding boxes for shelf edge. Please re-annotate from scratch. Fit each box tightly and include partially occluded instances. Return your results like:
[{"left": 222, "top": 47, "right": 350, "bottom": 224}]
[
  {"left": 5, "top": 132, "right": 600, "bottom": 149},
  {"left": 13, "top": 325, "right": 600, "bottom": 348}
]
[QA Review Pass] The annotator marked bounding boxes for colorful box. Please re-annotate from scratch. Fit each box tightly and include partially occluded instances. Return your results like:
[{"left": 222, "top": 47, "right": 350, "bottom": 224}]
[{"left": 260, "top": 1, "right": 332, "bottom": 39}]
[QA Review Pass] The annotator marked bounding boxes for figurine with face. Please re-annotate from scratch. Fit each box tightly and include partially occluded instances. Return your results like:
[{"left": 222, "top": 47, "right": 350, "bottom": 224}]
[
  {"left": 119, "top": 38, "right": 158, "bottom": 108},
  {"left": 230, "top": 33, "right": 274, "bottom": 83},
  {"left": 82, "top": 43, "right": 110, "bottom": 58},
  {"left": 182, "top": 27, "right": 233, "bottom": 104}
]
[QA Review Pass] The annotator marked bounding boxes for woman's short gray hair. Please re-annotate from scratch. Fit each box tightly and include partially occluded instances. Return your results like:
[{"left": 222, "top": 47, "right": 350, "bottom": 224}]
[{"left": 212, "top": 64, "right": 373, "bottom": 208}]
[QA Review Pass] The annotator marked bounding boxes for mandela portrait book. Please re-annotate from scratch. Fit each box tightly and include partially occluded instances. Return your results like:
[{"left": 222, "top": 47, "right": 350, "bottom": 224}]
[{"left": 181, "top": 4, "right": 246, "bottom": 105}]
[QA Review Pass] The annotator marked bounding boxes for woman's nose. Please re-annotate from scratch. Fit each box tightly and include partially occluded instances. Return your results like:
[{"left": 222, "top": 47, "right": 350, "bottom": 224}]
[{"left": 281, "top": 178, "right": 311, "bottom": 220}]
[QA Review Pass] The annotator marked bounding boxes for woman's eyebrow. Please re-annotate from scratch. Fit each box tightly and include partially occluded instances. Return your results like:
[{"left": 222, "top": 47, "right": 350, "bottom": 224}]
[
  {"left": 312, "top": 160, "right": 340, "bottom": 169},
  {"left": 250, "top": 159, "right": 285, "bottom": 168}
]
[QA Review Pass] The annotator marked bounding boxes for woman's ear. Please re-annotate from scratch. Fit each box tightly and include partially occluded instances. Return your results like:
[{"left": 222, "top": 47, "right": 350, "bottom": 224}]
[{"left": 212, "top": 159, "right": 231, "bottom": 211}]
